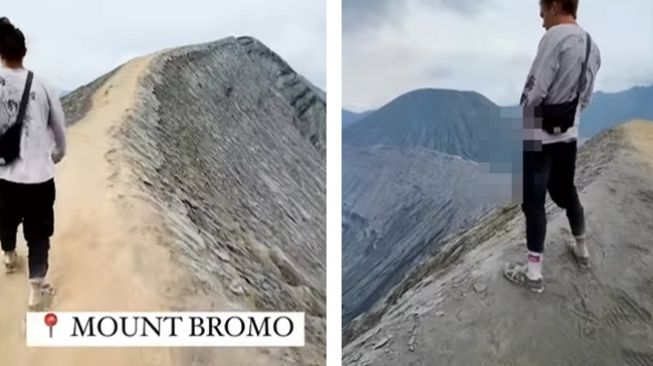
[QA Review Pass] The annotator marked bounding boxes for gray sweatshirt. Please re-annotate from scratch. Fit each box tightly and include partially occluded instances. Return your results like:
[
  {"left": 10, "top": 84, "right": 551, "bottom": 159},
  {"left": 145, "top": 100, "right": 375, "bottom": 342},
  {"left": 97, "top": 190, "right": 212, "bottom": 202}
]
[
  {"left": 520, "top": 24, "right": 601, "bottom": 144},
  {"left": 0, "top": 67, "right": 66, "bottom": 183}
]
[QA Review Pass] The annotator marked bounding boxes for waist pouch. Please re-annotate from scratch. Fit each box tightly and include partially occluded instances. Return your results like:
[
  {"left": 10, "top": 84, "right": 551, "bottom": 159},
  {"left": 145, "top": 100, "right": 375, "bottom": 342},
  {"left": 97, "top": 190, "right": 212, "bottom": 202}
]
[{"left": 535, "top": 96, "right": 579, "bottom": 135}]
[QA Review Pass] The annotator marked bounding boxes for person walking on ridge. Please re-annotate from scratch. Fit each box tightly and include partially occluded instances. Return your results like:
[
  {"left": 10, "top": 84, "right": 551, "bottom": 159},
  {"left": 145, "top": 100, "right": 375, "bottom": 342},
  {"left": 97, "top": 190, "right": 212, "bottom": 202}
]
[{"left": 0, "top": 17, "right": 66, "bottom": 309}]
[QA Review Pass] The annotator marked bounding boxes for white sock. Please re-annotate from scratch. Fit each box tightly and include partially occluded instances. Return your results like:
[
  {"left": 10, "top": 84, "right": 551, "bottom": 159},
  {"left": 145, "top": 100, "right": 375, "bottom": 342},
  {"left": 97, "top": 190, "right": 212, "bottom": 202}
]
[
  {"left": 28, "top": 283, "right": 42, "bottom": 307},
  {"left": 28, "top": 277, "right": 46, "bottom": 304},
  {"left": 4, "top": 251, "right": 17, "bottom": 265},
  {"left": 29, "top": 277, "right": 44, "bottom": 286},
  {"left": 527, "top": 251, "right": 542, "bottom": 280}
]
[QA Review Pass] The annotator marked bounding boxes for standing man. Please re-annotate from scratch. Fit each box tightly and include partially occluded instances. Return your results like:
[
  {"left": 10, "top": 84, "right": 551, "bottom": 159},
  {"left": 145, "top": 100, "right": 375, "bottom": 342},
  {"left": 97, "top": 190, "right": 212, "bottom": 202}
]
[
  {"left": 0, "top": 17, "right": 66, "bottom": 309},
  {"left": 503, "top": 0, "right": 601, "bottom": 293}
]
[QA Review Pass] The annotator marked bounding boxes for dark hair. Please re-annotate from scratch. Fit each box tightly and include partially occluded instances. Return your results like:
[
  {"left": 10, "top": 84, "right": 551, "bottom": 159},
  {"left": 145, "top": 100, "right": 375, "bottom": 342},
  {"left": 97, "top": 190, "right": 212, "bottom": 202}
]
[
  {"left": 540, "top": 0, "right": 579, "bottom": 18},
  {"left": 0, "top": 17, "right": 27, "bottom": 62}
]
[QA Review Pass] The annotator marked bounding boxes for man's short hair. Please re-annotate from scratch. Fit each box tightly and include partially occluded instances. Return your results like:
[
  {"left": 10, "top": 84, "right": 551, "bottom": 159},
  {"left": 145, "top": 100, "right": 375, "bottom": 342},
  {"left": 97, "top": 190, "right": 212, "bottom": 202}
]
[
  {"left": 0, "top": 17, "right": 27, "bottom": 62},
  {"left": 540, "top": 0, "right": 579, "bottom": 18}
]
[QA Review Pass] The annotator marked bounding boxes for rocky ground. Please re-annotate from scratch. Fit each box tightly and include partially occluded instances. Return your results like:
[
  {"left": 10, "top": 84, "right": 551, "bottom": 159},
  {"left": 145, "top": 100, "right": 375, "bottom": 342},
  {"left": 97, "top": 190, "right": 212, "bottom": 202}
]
[
  {"left": 344, "top": 121, "right": 653, "bottom": 366},
  {"left": 342, "top": 145, "right": 496, "bottom": 324},
  {"left": 121, "top": 36, "right": 326, "bottom": 365}
]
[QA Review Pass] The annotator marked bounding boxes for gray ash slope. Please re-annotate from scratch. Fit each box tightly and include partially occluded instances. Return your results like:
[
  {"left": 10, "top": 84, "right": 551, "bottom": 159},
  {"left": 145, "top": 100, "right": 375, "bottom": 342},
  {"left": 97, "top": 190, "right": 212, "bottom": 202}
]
[
  {"left": 342, "top": 145, "right": 495, "bottom": 324},
  {"left": 342, "top": 89, "right": 511, "bottom": 326},
  {"left": 344, "top": 121, "right": 653, "bottom": 366},
  {"left": 64, "top": 36, "right": 326, "bottom": 364}
]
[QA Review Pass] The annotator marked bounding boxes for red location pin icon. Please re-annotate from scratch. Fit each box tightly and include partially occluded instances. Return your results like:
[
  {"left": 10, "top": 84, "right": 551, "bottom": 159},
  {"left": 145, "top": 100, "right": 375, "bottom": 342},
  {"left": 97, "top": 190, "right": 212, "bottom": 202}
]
[{"left": 44, "top": 313, "right": 58, "bottom": 338}]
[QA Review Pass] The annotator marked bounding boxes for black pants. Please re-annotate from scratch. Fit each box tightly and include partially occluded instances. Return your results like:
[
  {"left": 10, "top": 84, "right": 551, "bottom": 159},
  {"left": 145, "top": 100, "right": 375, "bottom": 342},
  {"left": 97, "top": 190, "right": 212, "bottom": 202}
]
[
  {"left": 522, "top": 141, "right": 585, "bottom": 253},
  {"left": 0, "top": 178, "right": 55, "bottom": 279}
]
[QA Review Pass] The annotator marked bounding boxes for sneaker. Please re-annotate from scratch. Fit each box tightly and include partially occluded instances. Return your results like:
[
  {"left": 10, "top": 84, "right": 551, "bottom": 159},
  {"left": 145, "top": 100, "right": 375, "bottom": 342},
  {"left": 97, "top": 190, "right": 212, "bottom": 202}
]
[
  {"left": 569, "top": 238, "right": 590, "bottom": 269},
  {"left": 4, "top": 251, "right": 18, "bottom": 274},
  {"left": 503, "top": 262, "right": 544, "bottom": 293},
  {"left": 28, "top": 279, "right": 56, "bottom": 311}
]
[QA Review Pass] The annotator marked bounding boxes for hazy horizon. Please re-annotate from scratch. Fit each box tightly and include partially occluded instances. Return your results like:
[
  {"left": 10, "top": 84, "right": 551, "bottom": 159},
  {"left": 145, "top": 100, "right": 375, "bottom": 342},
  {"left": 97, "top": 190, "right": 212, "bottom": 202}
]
[
  {"left": 3, "top": 0, "right": 325, "bottom": 93},
  {"left": 343, "top": 0, "right": 653, "bottom": 111},
  {"left": 343, "top": 83, "right": 653, "bottom": 113}
]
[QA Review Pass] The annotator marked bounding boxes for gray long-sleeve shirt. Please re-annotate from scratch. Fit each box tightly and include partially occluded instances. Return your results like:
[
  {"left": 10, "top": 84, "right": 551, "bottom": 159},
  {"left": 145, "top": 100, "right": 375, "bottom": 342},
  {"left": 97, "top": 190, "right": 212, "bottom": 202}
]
[
  {"left": 520, "top": 24, "right": 601, "bottom": 144},
  {"left": 0, "top": 67, "right": 66, "bottom": 183}
]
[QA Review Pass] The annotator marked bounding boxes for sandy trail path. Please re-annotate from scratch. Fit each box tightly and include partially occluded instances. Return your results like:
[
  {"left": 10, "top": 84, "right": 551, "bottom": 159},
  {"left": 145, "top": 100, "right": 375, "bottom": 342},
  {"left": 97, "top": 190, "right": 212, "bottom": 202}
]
[{"left": 0, "top": 56, "right": 274, "bottom": 366}]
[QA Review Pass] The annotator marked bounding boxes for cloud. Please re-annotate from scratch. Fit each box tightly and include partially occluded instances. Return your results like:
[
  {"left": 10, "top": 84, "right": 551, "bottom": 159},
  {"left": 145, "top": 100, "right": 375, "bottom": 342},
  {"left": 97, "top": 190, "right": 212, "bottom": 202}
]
[
  {"left": 343, "top": 0, "right": 653, "bottom": 111},
  {"left": 343, "top": 0, "right": 491, "bottom": 30},
  {"left": 3, "top": 0, "right": 325, "bottom": 91}
]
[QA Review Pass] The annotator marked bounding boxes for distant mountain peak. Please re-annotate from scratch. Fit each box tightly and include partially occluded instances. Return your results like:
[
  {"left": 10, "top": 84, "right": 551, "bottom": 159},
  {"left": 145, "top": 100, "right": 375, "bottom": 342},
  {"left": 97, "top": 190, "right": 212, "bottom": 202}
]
[{"left": 343, "top": 87, "right": 501, "bottom": 161}]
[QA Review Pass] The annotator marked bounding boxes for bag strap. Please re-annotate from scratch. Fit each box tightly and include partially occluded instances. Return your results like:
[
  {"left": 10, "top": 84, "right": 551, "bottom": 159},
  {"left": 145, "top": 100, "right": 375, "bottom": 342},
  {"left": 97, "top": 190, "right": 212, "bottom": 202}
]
[
  {"left": 575, "top": 33, "right": 592, "bottom": 98},
  {"left": 15, "top": 71, "right": 34, "bottom": 128}
]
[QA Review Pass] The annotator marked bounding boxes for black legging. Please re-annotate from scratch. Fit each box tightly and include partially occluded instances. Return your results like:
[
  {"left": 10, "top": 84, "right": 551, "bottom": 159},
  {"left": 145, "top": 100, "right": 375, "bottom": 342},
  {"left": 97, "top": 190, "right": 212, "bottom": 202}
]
[
  {"left": 522, "top": 140, "right": 585, "bottom": 253},
  {"left": 0, "top": 179, "right": 55, "bottom": 279}
]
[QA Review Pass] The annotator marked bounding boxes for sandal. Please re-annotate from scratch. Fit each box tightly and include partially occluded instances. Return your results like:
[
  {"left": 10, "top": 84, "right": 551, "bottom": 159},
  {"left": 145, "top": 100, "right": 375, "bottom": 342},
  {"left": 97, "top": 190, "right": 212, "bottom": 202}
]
[{"left": 503, "top": 262, "right": 544, "bottom": 293}]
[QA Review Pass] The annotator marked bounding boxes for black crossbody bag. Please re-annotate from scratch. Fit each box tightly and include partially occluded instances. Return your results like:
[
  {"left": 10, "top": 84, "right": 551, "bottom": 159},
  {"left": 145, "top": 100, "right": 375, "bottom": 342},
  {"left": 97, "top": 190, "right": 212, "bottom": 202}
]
[
  {"left": 536, "top": 33, "right": 591, "bottom": 135},
  {"left": 0, "top": 71, "right": 34, "bottom": 166}
]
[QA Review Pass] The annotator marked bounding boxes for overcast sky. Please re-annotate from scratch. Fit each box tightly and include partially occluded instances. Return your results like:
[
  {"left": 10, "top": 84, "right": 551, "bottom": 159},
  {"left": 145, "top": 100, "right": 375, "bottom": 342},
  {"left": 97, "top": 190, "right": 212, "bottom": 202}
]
[
  {"left": 3, "top": 0, "right": 325, "bottom": 92},
  {"left": 344, "top": 0, "right": 653, "bottom": 111}
]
